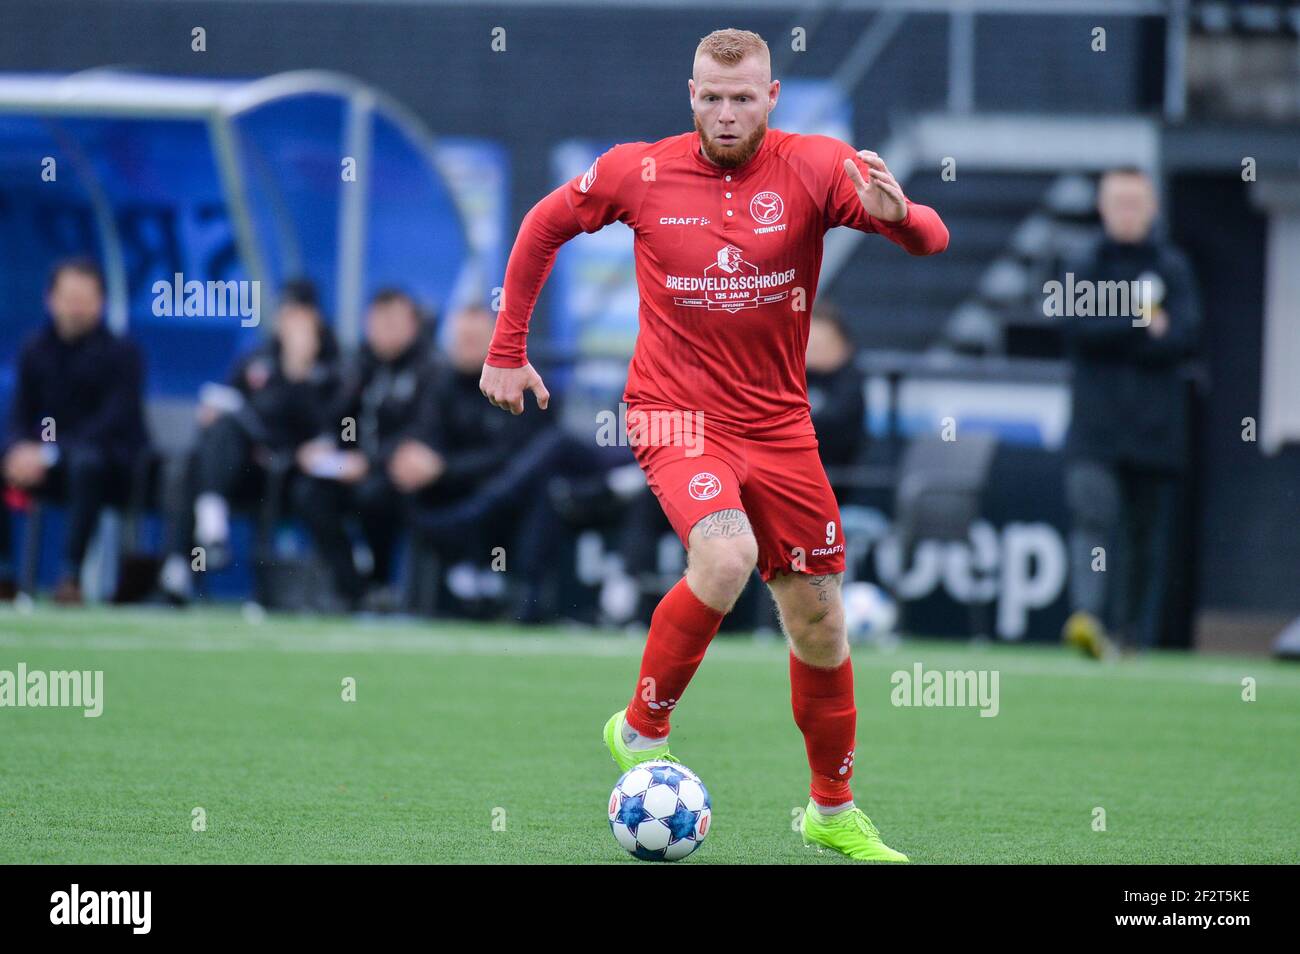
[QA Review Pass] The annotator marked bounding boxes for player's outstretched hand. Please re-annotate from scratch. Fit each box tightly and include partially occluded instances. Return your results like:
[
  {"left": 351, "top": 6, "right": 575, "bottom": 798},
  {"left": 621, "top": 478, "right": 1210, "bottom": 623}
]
[
  {"left": 843, "top": 149, "right": 908, "bottom": 223},
  {"left": 479, "top": 361, "right": 550, "bottom": 415}
]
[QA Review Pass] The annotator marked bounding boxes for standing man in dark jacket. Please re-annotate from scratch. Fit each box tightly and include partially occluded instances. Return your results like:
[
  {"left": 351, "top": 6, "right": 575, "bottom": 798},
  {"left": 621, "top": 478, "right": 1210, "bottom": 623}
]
[
  {"left": 1061, "top": 167, "right": 1201, "bottom": 656},
  {"left": 2, "top": 257, "right": 149, "bottom": 603},
  {"left": 292, "top": 289, "right": 442, "bottom": 608}
]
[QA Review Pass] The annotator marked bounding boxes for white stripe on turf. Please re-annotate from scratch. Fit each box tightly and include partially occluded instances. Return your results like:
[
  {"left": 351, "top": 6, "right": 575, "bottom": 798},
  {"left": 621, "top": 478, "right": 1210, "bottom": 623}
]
[{"left": 1, "top": 611, "right": 1297, "bottom": 688}]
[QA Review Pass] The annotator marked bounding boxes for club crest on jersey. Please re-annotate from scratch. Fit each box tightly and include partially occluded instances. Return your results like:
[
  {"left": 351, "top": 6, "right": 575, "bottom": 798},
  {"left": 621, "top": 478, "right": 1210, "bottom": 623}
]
[
  {"left": 666, "top": 244, "right": 796, "bottom": 313},
  {"left": 578, "top": 158, "right": 599, "bottom": 194},
  {"left": 688, "top": 472, "right": 722, "bottom": 501},
  {"left": 750, "top": 190, "right": 784, "bottom": 225}
]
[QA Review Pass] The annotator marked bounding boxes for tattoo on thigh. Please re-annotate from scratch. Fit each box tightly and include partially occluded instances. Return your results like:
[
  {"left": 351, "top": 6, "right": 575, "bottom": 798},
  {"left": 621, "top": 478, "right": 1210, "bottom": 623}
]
[
  {"left": 694, "top": 509, "right": 752, "bottom": 538},
  {"left": 809, "top": 573, "right": 841, "bottom": 603}
]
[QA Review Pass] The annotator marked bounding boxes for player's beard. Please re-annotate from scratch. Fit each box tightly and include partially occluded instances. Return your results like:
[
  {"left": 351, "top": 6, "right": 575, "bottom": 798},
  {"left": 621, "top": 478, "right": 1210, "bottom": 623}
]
[{"left": 694, "top": 113, "right": 767, "bottom": 169}]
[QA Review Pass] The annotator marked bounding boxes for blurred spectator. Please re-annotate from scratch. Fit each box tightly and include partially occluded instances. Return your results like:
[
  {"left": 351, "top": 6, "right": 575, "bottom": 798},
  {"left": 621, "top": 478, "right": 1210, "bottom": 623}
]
[
  {"left": 292, "top": 289, "right": 441, "bottom": 610},
  {"left": 1061, "top": 167, "right": 1201, "bottom": 656},
  {"left": 0, "top": 257, "right": 148, "bottom": 604},
  {"left": 407, "top": 305, "right": 571, "bottom": 621},
  {"left": 158, "top": 279, "right": 338, "bottom": 600},
  {"left": 805, "top": 301, "right": 867, "bottom": 485}
]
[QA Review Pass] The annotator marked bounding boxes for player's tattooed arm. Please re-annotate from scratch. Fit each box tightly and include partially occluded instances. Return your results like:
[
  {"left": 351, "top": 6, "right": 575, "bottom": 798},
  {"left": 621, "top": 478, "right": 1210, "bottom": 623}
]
[{"left": 693, "top": 509, "right": 752, "bottom": 538}]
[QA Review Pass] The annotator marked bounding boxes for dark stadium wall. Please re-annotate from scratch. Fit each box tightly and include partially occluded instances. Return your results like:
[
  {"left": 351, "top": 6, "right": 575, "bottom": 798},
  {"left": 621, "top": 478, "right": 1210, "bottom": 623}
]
[{"left": 1169, "top": 173, "right": 1300, "bottom": 615}]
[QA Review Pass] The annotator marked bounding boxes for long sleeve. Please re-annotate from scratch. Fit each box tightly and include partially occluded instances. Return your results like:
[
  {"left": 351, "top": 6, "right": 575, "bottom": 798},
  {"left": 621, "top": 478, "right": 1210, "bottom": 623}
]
[
  {"left": 819, "top": 136, "right": 948, "bottom": 255},
  {"left": 868, "top": 202, "right": 950, "bottom": 256},
  {"left": 485, "top": 184, "right": 587, "bottom": 369}
]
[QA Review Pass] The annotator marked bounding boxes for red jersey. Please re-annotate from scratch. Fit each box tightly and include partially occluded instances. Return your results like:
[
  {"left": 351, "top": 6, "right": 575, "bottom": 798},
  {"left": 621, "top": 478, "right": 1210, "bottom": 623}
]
[{"left": 486, "top": 127, "right": 948, "bottom": 437}]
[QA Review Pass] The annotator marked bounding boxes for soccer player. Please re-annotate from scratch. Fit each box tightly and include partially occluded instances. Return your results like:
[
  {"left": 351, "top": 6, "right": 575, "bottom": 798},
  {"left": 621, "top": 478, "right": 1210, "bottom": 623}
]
[{"left": 480, "top": 28, "right": 948, "bottom": 861}]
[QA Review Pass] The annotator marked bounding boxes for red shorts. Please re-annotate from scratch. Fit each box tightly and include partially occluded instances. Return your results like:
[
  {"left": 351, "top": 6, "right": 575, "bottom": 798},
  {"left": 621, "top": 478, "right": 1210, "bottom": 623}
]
[{"left": 626, "top": 404, "right": 845, "bottom": 582}]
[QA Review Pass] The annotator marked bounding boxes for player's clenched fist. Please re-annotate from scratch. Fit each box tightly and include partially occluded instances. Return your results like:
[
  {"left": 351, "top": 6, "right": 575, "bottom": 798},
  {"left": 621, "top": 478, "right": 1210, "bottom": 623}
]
[
  {"left": 843, "top": 149, "right": 908, "bottom": 224},
  {"left": 479, "top": 361, "right": 550, "bottom": 415}
]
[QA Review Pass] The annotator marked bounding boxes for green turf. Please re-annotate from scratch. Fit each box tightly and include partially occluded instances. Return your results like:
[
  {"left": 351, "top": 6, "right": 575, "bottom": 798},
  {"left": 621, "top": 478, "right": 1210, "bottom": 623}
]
[{"left": 1, "top": 604, "right": 1296, "bottom": 863}]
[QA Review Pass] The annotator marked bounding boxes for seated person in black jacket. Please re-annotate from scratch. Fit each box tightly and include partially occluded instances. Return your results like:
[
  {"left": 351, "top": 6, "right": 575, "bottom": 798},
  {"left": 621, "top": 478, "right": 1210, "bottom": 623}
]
[
  {"left": 292, "top": 288, "right": 441, "bottom": 608},
  {"left": 1, "top": 257, "right": 149, "bottom": 604},
  {"left": 159, "top": 280, "right": 338, "bottom": 597},
  {"left": 402, "top": 304, "right": 563, "bottom": 620},
  {"left": 805, "top": 301, "right": 867, "bottom": 493}
]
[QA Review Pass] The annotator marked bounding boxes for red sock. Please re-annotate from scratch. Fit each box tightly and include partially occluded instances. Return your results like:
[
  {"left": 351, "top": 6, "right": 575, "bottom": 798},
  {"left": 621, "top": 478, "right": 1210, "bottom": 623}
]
[
  {"left": 624, "top": 577, "right": 725, "bottom": 739},
  {"left": 789, "top": 652, "right": 856, "bottom": 806}
]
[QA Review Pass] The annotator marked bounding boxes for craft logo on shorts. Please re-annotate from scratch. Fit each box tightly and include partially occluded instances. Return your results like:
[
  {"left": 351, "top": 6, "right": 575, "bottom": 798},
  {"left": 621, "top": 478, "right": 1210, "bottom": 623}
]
[
  {"left": 749, "top": 190, "right": 783, "bottom": 225},
  {"left": 688, "top": 472, "right": 722, "bottom": 501},
  {"left": 579, "top": 158, "right": 599, "bottom": 194}
]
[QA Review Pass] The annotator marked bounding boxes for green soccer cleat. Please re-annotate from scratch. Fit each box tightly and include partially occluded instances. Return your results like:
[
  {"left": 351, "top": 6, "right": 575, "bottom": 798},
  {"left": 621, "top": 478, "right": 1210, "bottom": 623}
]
[
  {"left": 1062, "top": 610, "right": 1118, "bottom": 661},
  {"left": 800, "top": 799, "right": 910, "bottom": 862},
  {"left": 603, "top": 708, "right": 679, "bottom": 772}
]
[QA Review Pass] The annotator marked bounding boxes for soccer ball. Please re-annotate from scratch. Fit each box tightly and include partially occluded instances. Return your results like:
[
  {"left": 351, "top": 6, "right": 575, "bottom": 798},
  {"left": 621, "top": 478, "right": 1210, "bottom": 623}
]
[
  {"left": 843, "top": 581, "right": 899, "bottom": 643},
  {"left": 608, "top": 760, "right": 711, "bottom": 861}
]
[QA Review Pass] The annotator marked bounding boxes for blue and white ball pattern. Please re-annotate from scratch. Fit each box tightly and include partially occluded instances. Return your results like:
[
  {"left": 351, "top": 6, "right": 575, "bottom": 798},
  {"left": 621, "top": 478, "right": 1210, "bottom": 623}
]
[{"left": 608, "top": 760, "right": 711, "bottom": 861}]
